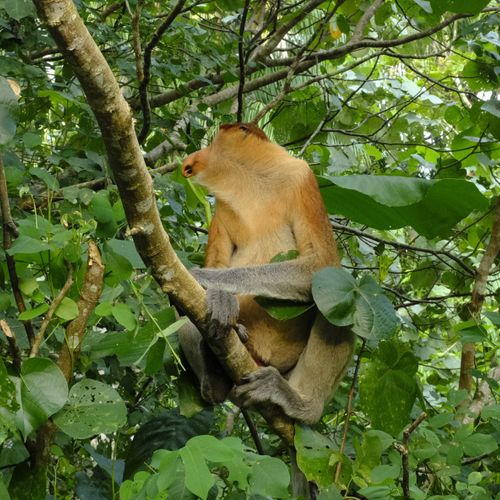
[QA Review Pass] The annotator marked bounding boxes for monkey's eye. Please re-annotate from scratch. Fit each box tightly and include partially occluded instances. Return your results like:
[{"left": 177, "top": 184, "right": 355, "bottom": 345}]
[{"left": 239, "top": 125, "right": 249, "bottom": 133}]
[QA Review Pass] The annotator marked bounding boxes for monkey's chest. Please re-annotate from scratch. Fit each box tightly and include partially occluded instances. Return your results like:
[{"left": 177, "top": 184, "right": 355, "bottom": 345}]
[{"left": 229, "top": 224, "right": 297, "bottom": 266}]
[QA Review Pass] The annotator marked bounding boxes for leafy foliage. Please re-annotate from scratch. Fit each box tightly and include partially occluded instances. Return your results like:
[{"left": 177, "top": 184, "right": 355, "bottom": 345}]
[{"left": 0, "top": 0, "right": 499, "bottom": 498}]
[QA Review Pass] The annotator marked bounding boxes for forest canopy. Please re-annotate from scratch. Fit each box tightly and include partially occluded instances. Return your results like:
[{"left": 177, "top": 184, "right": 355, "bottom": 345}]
[{"left": 0, "top": 0, "right": 499, "bottom": 499}]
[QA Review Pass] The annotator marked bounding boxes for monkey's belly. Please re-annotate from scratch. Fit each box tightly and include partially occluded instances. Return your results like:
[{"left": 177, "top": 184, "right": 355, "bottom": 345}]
[
  {"left": 238, "top": 296, "right": 313, "bottom": 373},
  {"left": 229, "top": 229, "right": 298, "bottom": 267}
]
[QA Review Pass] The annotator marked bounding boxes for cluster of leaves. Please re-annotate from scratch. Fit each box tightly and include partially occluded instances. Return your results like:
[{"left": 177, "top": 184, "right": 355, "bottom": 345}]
[{"left": 0, "top": 0, "right": 499, "bottom": 499}]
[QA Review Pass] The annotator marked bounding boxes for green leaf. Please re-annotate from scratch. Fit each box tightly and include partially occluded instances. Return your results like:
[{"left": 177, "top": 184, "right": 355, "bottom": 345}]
[
  {"left": 312, "top": 268, "right": 356, "bottom": 326},
  {"left": 55, "top": 297, "right": 79, "bottom": 321},
  {"left": 359, "top": 343, "right": 418, "bottom": 435},
  {"left": 53, "top": 379, "right": 126, "bottom": 439},
  {"left": 481, "top": 99, "right": 500, "bottom": 118},
  {"left": 357, "top": 485, "right": 394, "bottom": 499},
  {"left": 432, "top": 0, "right": 491, "bottom": 14},
  {"left": 104, "top": 246, "right": 133, "bottom": 285},
  {"left": 19, "top": 358, "right": 68, "bottom": 433},
  {"left": 0, "top": 291, "right": 11, "bottom": 311},
  {"left": 89, "top": 191, "right": 114, "bottom": 223},
  {"left": 0, "top": 475, "right": 10, "bottom": 500},
  {"left": 352, "top": 276, "right": 399, "bottom": 339},
  {"left": 29, "top": 167, "right": 59, "bottom": 191},
  {"left": 317, "top": 485, "right": 343, "bottom": 500},
  {"left": 295, "top": 425, "right": 337, "bottom": 489},
  {"left": 320, "top": 176, "right": 488, "bottom": 239},
  {"left": 88, "top": 308, "right": 176, "bottom": 366},
  {"left": 481, "top": 404, "right": 500, "bottom": 420},
  {"left": 112, "top": 303, "right": 137, "bottom": 331},
  {"left": 313, "top": 269, "right": 398, "bottom": 339},
  {"left": 7, "top": 235, "right": 53, "bottom": 255},
  {"left": 354, "top": 429, "right": 394, "bottom": 480},
  {"left": 248, "top": 456, "right": 290, "bottom": 498},
  {"left": 18, "top": 303, "right": 49, "bottom": 321},
  {"left": 95, "top": 301, "right": 113, "bottom": 316},
  {"left": 154, "top": 451, "right": 181, "bottom": 491},
  {"left": 461, "top": 433, "right": 498, "bottom": 457},
  {"left": 255, "top": 297, "right": 314, "bottom": 320},
  {"left": 107, "top": 238, "right": 145, "bottom": 268},
  {"left": 180, "top": 444, "right": 214, "bottom": 500},
  {"left": 178, "top": 372, "right": 206, "bottom": 418},
  {"left": 1, "top": 0, "right": 36, "bottom": 20},
  {"left": 371, "top": 464, "right": 400, "bottom": 483}
]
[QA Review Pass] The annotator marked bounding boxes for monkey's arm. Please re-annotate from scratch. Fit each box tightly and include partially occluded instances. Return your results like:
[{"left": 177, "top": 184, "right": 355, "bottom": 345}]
[
  {"left": 204, "top": 209, "right": 234, "bottom": 268},
  {"left": 192, "top": 257, "right": 315, "bottom": 301}
]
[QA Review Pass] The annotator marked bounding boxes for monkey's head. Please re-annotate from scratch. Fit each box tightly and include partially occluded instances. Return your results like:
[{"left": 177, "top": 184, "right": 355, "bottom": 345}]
[{"left": 181, "top": 123, "right": 269, "bottom": 185}]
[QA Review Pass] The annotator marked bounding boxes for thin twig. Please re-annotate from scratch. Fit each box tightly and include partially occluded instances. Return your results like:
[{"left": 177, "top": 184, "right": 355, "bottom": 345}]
[
  {"left": 394, "top": 413, "right": 427, "bottom": 500},
  {"left": 350, "top": 0, "right": 384, "bottom": 43},
  {"left": 335, "top": 339, "right": 365, "bottom": 483},
  {"left": 30, "top": 265, "right": 74, "bottom": 358},
  {"left": 137, "top": 0, "right": 186, "bottom": 143},
  {"left": 237, "top": 0, "right": 250, "bottom": 122},
  {"left": 101, "top": 1, "right": 124, "bottom": 20},
  {"left": 0, "top": 155, "right": 35, "bottom": 345},
  {"left": 242, "top": 409, "right": 265, "bottom": 455},
  {"left": 144, "top": 9, "right": 482, "bottom": 111},
  {"left": 331, "top": 221, "right": 475, "bottom": 276},
  {"left": 131, "top": 0, "right": 145, "bottom": 83}
]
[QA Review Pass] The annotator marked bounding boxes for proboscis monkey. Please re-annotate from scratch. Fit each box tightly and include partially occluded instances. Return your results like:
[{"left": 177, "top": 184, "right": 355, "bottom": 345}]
[{"left": 179, "top": 123, "right": 354, "bottom": 424}]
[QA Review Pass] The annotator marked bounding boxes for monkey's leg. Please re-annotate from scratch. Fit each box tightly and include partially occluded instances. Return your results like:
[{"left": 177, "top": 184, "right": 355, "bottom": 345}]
[
  {"left": 178, "top": 321, "right": 233, "bottom": 404},
  {"left": 232, "top": 314, "right": 355, "bottom": 424}
]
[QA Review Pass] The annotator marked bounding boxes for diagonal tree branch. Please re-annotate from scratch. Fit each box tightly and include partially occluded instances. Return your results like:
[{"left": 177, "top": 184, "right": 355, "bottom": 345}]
[{"left": 32, "top": 0, "right": 294, "bottom": 444}]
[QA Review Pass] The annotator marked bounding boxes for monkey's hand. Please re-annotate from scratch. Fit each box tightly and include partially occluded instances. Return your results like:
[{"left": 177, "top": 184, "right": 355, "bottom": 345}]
[
  {"left": 206, "top": 288, "right": 248, "bottom": 343},
  {"left": 232, "top": 366, "right": 320, "bottom": 424}
]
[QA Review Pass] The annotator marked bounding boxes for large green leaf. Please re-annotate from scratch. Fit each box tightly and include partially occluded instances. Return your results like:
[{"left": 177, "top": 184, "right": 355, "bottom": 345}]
[
  {"left": 53, "top": 379, "right": 126, "bottom": 439},
  {"left": 248, "top": 456, "right": 290, "bottom": 498},
  {"left": 179, "top": 444, "right": 214, "bottom": 500},
  {"left": 319, "top": 175, "right": 488, "bottom": 239},
  {"left": 295, "top": 425, "right": 337, "bottom": 489},
  {"left": 431, "top": 0, "right": 492, "bottom": 14},
  {"left": 359, "top": 342, "right": 418, "bottom": 436},
  {"left": 0, "top": 0, "right": 36, "bottom": 20},
  {"left": 87, "top": 307, "right": 176, "bottom": 366},
  {"left": 312, "top": 268, "right": 398, "bottom": 339},
  {"left": 6, "top": 235, "right": 53, "bottom": 256},
  {"left": 18, "top": 358, "right": 68, "bottom": 434}
]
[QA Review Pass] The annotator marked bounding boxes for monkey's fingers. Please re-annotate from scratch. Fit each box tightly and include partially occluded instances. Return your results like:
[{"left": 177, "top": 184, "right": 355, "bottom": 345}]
[
  {"left": 206, "top": 288, "right": 239, "bottom": 325},
  {"left": 234, "top": 323, "right": 249, "bottom": 343}
]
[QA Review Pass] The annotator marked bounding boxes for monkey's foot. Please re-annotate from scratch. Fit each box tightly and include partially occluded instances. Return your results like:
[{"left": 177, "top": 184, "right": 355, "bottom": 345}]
[{"left": 232, "top": 366, "right": 290, "bottom": 409}]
